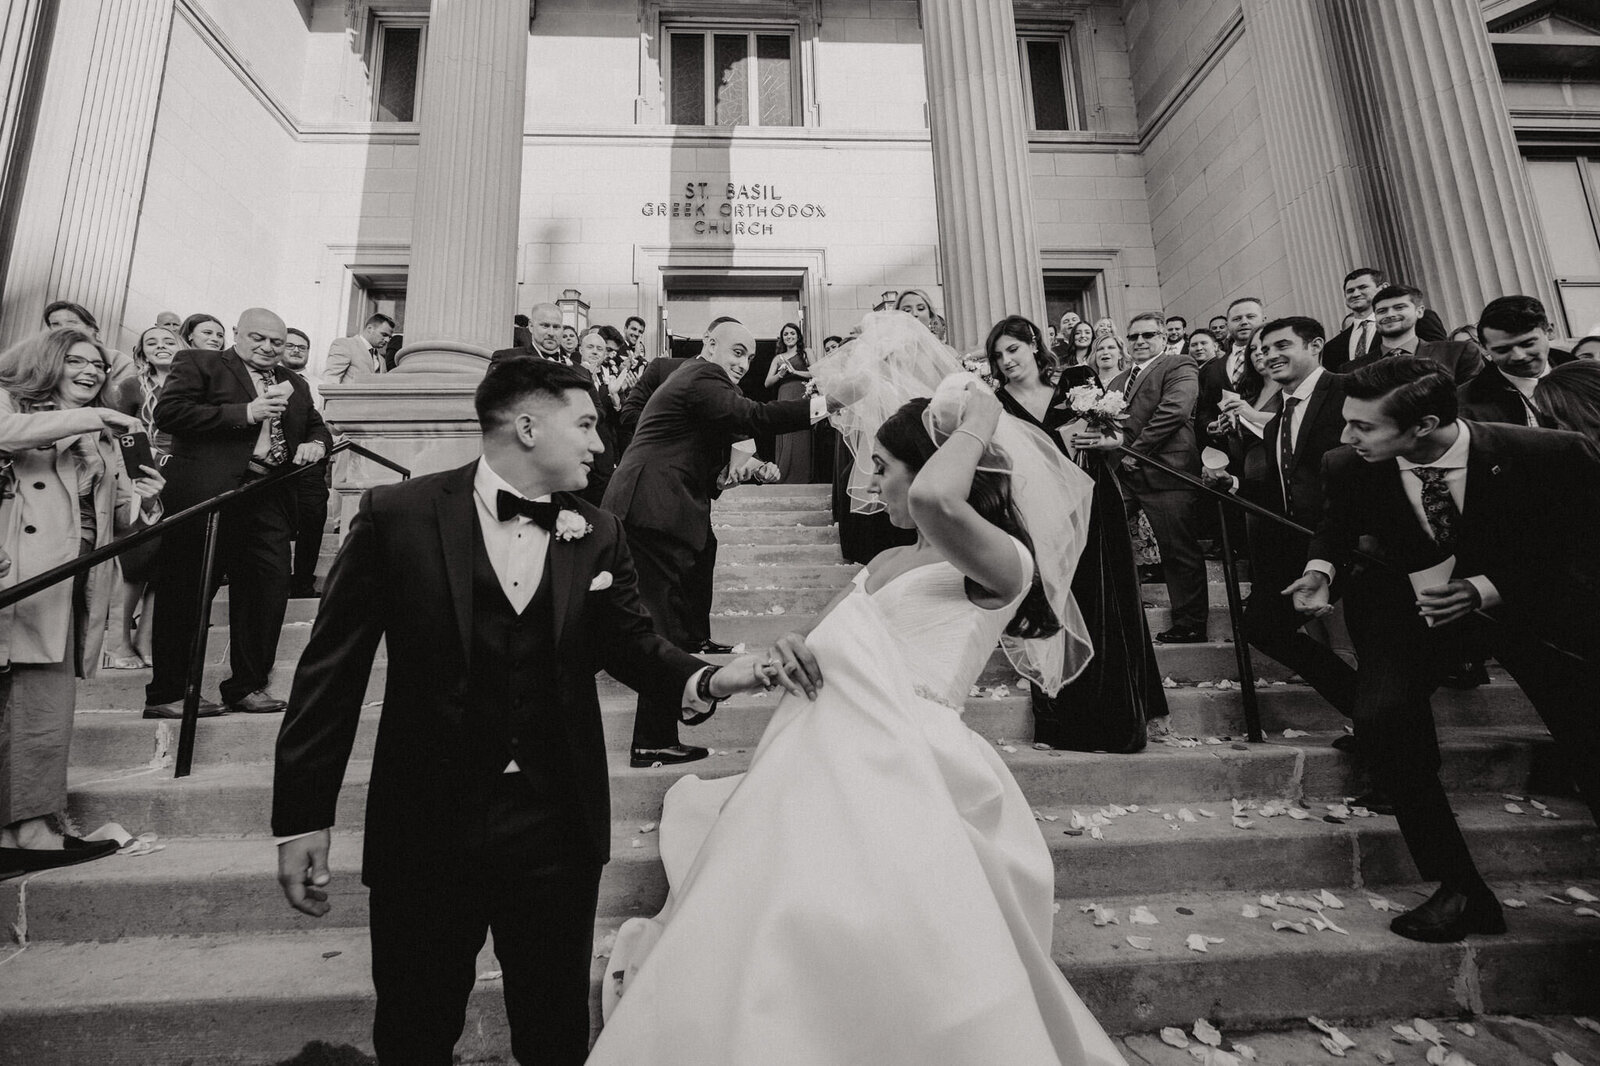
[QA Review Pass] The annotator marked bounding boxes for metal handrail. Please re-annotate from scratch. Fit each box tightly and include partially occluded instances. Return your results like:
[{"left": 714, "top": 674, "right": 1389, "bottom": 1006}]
[{"left": 0, "top": 437, "right": 411, "bottom": 778}]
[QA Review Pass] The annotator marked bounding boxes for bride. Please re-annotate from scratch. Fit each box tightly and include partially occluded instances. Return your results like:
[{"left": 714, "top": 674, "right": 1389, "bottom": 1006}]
[{"left": 588, "top": 319, "right": 1124, "bottom": 1066}]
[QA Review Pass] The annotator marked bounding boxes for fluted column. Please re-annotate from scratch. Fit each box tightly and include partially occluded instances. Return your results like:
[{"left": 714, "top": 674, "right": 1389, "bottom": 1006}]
[
  {"left": 919, "top": 0, "right": 1045, "bottom": 350},
  {"left": 0, "top": 0, "right": 172, "bottom": 349},
  {"left": 0, "top": 0, "right": 59, "bottom": 306},
  {"left": 1328, "top": 0, "right": 1557, "bottom": 327},
  {"left": 1243, "top": 0, "right": 1409, "bottom": 326},
  {"left": 393, "top": 0, "right": 528, "bottom": 373}
]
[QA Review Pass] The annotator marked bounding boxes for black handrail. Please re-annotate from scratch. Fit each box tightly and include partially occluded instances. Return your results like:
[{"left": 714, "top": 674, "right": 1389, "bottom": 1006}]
[{"left": 0, "top": 437, "right": 411, "bottom": 778}]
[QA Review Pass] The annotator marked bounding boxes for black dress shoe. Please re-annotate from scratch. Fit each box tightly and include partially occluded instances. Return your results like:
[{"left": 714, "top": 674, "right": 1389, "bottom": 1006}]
[
  {"left": 1154, "top": 626, "right": 1206, "bottom": 644},
  {"left": 1331, "top": 733, "right": 1368, "bottom": 755},
  {"left": 0, "top": 836, "right": 120, "bottom": 879},
  {"left": 1440, "top": 660, "right": 1490, "bottom": 689},
  {"left": 226, "top": 690, "right": 288, "bottom": 714},
  {"left": 1390, "top": 885, "right": 1505, "bottom": 943},
  {"left": 1346, "top": 789, "right": 1396, "bottom": 815},
  {"left": 1138, "top": 564, "right": 1165, "bottom": 585},
  {"left": 142, "top": 699, "right": 225, "bottom": 720},
  {"left": 697, "top": 640, "right": 736, "bottom": 655},
  {"left": 630, "top": 744, "right": 710, "bottom": 768}
]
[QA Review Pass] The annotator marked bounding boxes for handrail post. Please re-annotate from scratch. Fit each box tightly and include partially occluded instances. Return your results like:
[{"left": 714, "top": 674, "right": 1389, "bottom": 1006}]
[
  {"left": 175, "top": 511, "right": 222, "bottom": 778},
  {"left": 1214, "top": 499, "right": 1263, "bottom": 743}
]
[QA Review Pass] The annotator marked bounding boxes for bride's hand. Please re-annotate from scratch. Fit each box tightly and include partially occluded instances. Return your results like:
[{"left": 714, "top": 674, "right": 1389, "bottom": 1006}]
[
  {"left": 714, "top": 635, "right": 823, "bottom": 700},
  {"left": 957, "top": 380, "right": 1003, "bottom": 441}
]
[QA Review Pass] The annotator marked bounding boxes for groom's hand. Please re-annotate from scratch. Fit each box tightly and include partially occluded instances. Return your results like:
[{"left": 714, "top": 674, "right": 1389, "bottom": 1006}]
[
  {"left": 713, "top": 634, "right": 823, "bottom": 700},
  {"left": 277, "top": 829, "right": 333, "bottom": 917}
]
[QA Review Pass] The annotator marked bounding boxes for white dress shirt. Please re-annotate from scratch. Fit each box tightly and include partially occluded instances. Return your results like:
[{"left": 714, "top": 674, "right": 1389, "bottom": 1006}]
[
  {"left": 1350, "top": 315, "right": 1375, "bottom": 360},
  {"left": 1305, "top": 422, "right": 1499, "bottom": 606},
  {"left": 1275, "top": 366, "right": 1325, "bottom": 472},
  {"left": 1506, "top": 368, "right": 1546, "bottom": 427}
]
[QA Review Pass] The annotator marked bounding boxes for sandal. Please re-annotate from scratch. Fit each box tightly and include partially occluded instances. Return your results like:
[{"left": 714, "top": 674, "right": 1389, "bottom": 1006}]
[{"left": 101, "top": 652, "right": 146, "bottom": 670}]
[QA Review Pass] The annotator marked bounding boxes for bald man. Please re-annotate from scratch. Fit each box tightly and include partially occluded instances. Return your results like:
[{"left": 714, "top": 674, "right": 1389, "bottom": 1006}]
[
  {"left": 147, "top": 308, "right": 333, "bottom": 718},
  {"left": 603, "top": 320, "right": 824, "bottom": 765},
  {"left": 490, "top": 302, "right": 570, "bottom": 365}
]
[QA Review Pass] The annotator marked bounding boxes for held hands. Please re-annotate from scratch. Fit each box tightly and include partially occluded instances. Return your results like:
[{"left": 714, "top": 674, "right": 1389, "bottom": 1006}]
[
  {"left": 714, "top": 633, "right": 824, "bottom": 700},
  {"left": 293, "top": 442, "right": 326, "bottom": 466},
  {"left": 1416, "top": 578, "right": 1481, "bottom": 627},
  {"left": 1283, "top": 570, "right": 1334, "bottom": 619},
  {"left": 277, "top": 828, "right": 333, "bottom": 918}
]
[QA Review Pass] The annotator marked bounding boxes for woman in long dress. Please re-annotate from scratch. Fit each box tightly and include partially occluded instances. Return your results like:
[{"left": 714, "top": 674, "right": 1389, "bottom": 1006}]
[
  {"left": 591, "top": 367, "right": 1122, "bottom": 1066},
  {"left": 766, "top": 322, "right": 814, "bottom": 483},
  {"left": 988, "top": 316, "right": 1166, "bottom": 753}
]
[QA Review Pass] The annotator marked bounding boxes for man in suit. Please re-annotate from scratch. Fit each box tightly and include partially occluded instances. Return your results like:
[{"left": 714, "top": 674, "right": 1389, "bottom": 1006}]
[
  {"left": 1286, "top": 356, "right": 1600, "bottom": 942},
  {"left": 1163, "top": 315, "right": 1188, "bottom": 355},
  {"left": 1322, "top": 267, "right": 1447, "bottom": 372},
  {"left": 1114, "top": 311, "right": 1210, "bottom": 642},
  {"left": 1197, "top": 296, "right": 1265, "bottom": 454},
  {"left": 1348, "top": 284, "right": 1477, "bottom": 383},
  {"left": 273, "top": 357, "right": 814, "bottom": 1065},
  {"left": 281, "top": 326, "right": 330, "bottom": 599},
  {"left": 145, "top": 308, "right": 332, "bottom": 717},
  {"left": 1206, "top": 317, "right": 1358, "bottom": 719},
  {"left": 604, "top": 320, "right": 822, "bottom": 766},
  {"left": 1459, "top": 295, "right": 1575, "bottom": 427},
  {"left": 624, "top": 314, "right": 649, "bottom": 361},
  {"left": 489, "top": 302, "right": 564, "bottom": 364},
  {"left": 322, "top": 313, "right": 394, "bottom": 385}
]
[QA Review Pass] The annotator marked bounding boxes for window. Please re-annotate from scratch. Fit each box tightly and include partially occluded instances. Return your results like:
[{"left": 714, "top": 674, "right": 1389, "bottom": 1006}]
[
  {"left": 1018, "top": 34, "right": 1078, "bottom": 132},
  {"left": 352, "top": 275, "right": 407, "bottom": 337},
  {"left": 1524, "top": 155, "right": 1600, "bottom": 334},
  {"left": 372, "top": 18, "right": 425, "bottom": 123},
  {"left": 667, "top": 28, "right": 797, "bottom": 127}
]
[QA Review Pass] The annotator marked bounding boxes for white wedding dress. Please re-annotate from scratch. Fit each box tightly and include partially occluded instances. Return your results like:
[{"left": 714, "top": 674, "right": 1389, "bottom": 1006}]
[{"left": 589, "top": 538, "right": 1126, "bottom": 1066}]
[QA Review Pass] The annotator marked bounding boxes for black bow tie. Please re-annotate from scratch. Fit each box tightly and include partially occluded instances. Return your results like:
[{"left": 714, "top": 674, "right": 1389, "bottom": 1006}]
[{"left": 496, "top": 491, "right": 560, "bottom": 528}]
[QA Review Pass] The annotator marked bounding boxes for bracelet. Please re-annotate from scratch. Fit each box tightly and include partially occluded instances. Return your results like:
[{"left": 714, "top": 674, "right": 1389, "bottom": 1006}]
[
  {"left": 951, "top": 427, "right": 989, "bottom": 448},
  {"left": 696, "top": 664, "right": 723, "bottom": 704}
]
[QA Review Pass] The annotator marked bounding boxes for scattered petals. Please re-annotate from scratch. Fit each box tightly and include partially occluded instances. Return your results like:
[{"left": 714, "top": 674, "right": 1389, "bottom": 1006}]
[
  {"left": 1089, "top": 826, "right": 1104, "bottom": 840},
  {"left": 1367, "top": 896, "right": 1403, "bottom": 912},
  {"left": 1179, "top": 807, "right": 1198, "bottom": 822},
  {"left": 1412, "top": 1019, "right": 1446, "bottom": 1046},
  {"left": 1193, "top": 1018, "right": 1223, "bottom": 1047},
  {"left": 1546, "top": 895, "right": 1574, "bottom": 906},
  {"left": 1530, "top": 799, "right": 1550, "bottom": 811},
  {"left": 1505, "top": 803, "right": 1526, "bottom": 815},
  {"left": 1282, "top": 728, "right": 1312, "bottom": 738},
  {"left": 1503, "top": 793, "right": 1527, "bottom": 801},
  {"left": 1272, "top": 919, "right": 1309, "bottom": 934},
  {"left": 1288, "top": 808, "right": 1312, "bottom": 820},
  {"left": 1567, "top": 887, "right": 1599, "bottom": 903},
  {"left": 1129, "top": 905, "right": 1160, "bottom": 926},
  {"left": 638, "top": 821, "right": 658, "bottom": 833},
  {"left": 1315, "top": 889, "right": 1346, "bottom": 910},
  {"left": 1232, "top": 817, "right": 1256, "bottom": 830},
  {"left": 1259, "top": 894, "right": 1282, "bottom": 911},
  {"left": 1125, "top": 935, "right": 1153, "bottom": 951},
  {"left": 1503, "top": 899, "right": 1527, "bottom": 909},
  {"left": 1241, "top": 904, "right": 1260, "bottom": 919},
  {"left": 1162, "top": 1027, "right": 1191, "bottom": 1049},
  {"left": 1576, "top": 1018, "right": 1600, "bottom": 1035},
  {"left": 1543, "top": 810, "right": 1563, "bottom": 819},
  {"left": 1083, "top": 904, "right": 1118, "bottom": 926},
  {"left": 1185, "top": 933, "right": 1222, "bottom": 952},
  {"left": 1321, "top": 1037, "right": 1348, "bottom": 1057},
  {"left": 1197, "top": 808, "right": 1216, "bottom": 818},
  {"left": 1453, "top": 1024, "right": 1476, "bottom": 1038},
  {"left": 1575, "top": 907, "right": 1600, "bottom": 918},
  {"left": 1393, "top": 1026, "right": 1424, "bottom": 1044},
  {"left": 1235, "top": 1046, "right": 1257, "bottom": 1062},
  {"left": 477, "top": 969, "right": 502, "bottom": 981},
  {"left": 1376, "top": 1053, "right": 1396, "bottom": 1065},
  {"left": 1553, "top": 1054, "right": 1583, "bottom": 1066}
]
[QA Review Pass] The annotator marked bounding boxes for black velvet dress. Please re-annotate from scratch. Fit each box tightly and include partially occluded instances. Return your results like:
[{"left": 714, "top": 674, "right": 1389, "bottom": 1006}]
[{"left": 998, "top": 366, "right": 1167, "bottom": 752}]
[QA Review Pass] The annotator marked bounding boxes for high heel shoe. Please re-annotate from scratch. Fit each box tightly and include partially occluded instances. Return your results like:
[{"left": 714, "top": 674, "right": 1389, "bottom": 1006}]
[{"left": 101, "top": 650, "right": 146, "bottom": 670}]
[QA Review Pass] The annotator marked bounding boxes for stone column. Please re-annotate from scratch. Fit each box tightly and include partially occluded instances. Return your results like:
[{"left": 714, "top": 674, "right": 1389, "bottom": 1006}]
[
  {"left": 393, "top": 0, "right": 529, "bottom": 372},
  {"left": 0, "top": 0, "right": 173, "bottom": 349},
  {"left": 1327, "top": 0, "right": 1557, "bottom": 327},
  {"left": 1243, "top": 0, "right": 1410, "bottom": 327},
  {"left": 0, "top": 0, "right": 59, "bottom": 306},
  {"left": 919, "top": 0, "right": 1045, "bottom": 350}
]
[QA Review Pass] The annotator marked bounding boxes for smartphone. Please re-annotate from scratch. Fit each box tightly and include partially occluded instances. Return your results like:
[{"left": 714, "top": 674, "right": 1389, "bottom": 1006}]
[{"left": 119, "top": 431, "right": 156, "bottom": 477}]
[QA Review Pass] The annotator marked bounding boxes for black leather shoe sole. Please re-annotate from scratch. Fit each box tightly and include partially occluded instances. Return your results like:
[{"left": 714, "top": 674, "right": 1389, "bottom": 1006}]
[
  {"left": 697, "top": 640, "right": 736, "bottom": 655},
  {"left": 0, "top": 837, "right": 119, "bottom": 880},
  {"left": 630, "top": 745, "right": 710, "bottom": 768},
  {"left": 228, "top": 698, "right": 288, "bottom": 714},
  {"left": 142, "top": 701, "right": 225, "bottom": 720},
  {"left": 1154, "top": 628, "right": 1206, "bottom": 644},
  {"left": 1390, "top": 903, "right": 1506, "bottom": 943},
  {"left": 1346, "top": 790, "right": 1396, "bottom": 816}
]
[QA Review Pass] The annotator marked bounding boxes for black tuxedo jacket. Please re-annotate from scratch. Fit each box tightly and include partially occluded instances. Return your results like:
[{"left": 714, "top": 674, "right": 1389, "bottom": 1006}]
[
  {"left": 1242, "top": 371, "right": 1348, "bottom": 538},
  {"left": 1196, "top": 354, "right": 1241, "bottom": 458},
  {"left": 603, "top": 360, "right": 810, "bottom": 550},
  {"left": 1347, "top": 339, "right": 1484, "bottom": 385},
  {"left": 1457, "top": 365, "right": 1551, "bottom": 427},
  {"left": 489, "top": 345, "right": 571, "bottom": 365},
  {"left": 1322, "top": 308, "right": 1446, "bottom": 371},
  {"left": 272, "top": 464, "right": 704, "bottom": 884},
  {"left": 617, "top": 356, "right": 692, "bottom": 436},
  {"left": 154, "top": 347, "right": 331, "bottom": 510},
  {"left": 1308, "top": 421, "right": 1600, "bottom": 655}
]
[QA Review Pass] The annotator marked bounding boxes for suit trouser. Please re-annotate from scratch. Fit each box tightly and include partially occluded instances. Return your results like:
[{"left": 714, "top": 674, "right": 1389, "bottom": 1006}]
[
  {"left": 1124, "top": 485, "right": 1209, "bottom": 632},
  {"left": 625, "top": 523, "right": 701, "bottom": 749},
  {"left": 288, "top": 459, "right": 329, "bottom": 597},
  {"left": 1346, "top": 576, "right": 1600, "bottom": 892},
  {"left": 1243, "top": 530, "right": 1357, "bottom": 717},
  {"left": 369, "top": 773, "right": 602, "bottom": 1066},
  {"left": 146, "top": 485, "right": 293, "bottom": 706},
  {"left": 686, "top": 529, "right": 716, "bottom": 646}
]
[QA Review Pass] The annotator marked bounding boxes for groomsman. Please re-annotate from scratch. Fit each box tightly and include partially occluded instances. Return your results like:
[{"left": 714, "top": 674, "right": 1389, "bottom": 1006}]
[
  {"left": 322, "top": 314, "right": 393, "bottom": 384},
  {"left": 1207, "top": 317, "right": 1358, "bottom": 721},
  {"left": 1349, "top": 285, "right": 1482, "bottom": 384},
  {"left": 490, "top": 303, "right": 565, "bottom": 364},
  {"left": 1322, "top": 268, "right": 1447, "bottom": 372},
  {"left": 1286, "top": 356, "right": 1600, "bottom": 942},
  {"left": 1459, "top": 295, "right": 1574, "bottom": 427}
]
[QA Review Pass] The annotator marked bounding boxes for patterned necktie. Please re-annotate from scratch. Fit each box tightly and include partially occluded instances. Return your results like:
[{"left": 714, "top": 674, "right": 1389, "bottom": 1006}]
[
  {"left": 1411, "top": 467, "right": 1460, "bottom": 552},
  {"left": 1124, "top": 363, "right": 1141, "bottom": 394},
  {"left": 1353, "top": 320, "right": 1371, "bottom": 360},
  {"left": 1229, "top": 352, "right": 1243, "bottom": 389},
  {"left": 1278, "top": 395, "right": 1303, "bottom": 507},
  {"left": 255, "top": 371, "right": 289, "bottom": 466}
]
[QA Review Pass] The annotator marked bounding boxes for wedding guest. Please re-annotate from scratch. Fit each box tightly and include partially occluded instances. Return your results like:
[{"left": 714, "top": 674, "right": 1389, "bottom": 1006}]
[
  {"left": 1089, "top": 330, "right": 1127, "bottom": 388},
  {"left": 1573, "top": 335, "right": 1600, "bottom": 361},
  {"left": 155, "top": 311, "right": 182, "bottom": 333},
  {"left": 1062, "top": 320, "right": 1096, "bottom": 367},
  {"left": 822, "top": 335, "right": 844, "bottom": 353},
  {"left": 103, "top": 324, "right": 181, "bottom": 669},
  {"left": 1163, "top": 316, "right": 1188, "bottom": 355},
  {"left": 988, "top": 316, "right": 1165, "bottom": 750},
  {"left": 1536, "top": 360, "right": 1600, "bottom": 438},
  {"left": 1112, "top": 311, "right": 1209, "bottom": 643},
  {"left": 180, "top": 313, "right": 227, "bottom": 351},
  {"left": 1353, "top": 284, "right": 1480, "bottom": 383},
  {"left": 490, "top": 303, "right": 564, "bottom": 364},
  {"left": 624, "top": 315, "right": 649, "bottom": 361},
  {"left": 1208, "top": 315, "right": 1229, "bottom": 339},
  {"left": 558, "top": 324, "right": 580, "bottom": 366},
  {"left": 0, "top": 329, "right": 164, "bottom": 878},
  {"left": 574, "top": 325, "right": 623, "bottom": 505},
  {"left": 765, "top": 323, "right": 814, "bottom": 484},
  {"left": 1185, "top": 328, "right": 1221, "bottom": 365},
  {"left": 323, "top": 313, "right": 394, "bottom": 385},
  {"left": 1322, "top": 267, "right": 1447, "bottom": 371},
  {"left": 43, "top": 300, "right": 135, "bottom": 390},
  {"left": 281, "top": 328, "right": 330, "bottom": 600},
  {"left": 1461, "top": 295, "right": 1562, "bottom": 428},
  {"left": 895, "top": 289, "right": 939, "bottom": 333},
  {"left": 512, "top": 313, "right": 532, "bottom": 349}
]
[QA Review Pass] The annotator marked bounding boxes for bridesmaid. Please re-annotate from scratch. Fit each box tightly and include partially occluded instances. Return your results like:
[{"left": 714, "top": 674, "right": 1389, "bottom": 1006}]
[
  {"left": 765, "top": 323, "right": 814, "bottom": 484},
  {"left": 987, "top": 315, "right": 1167, "bottom": 752}
]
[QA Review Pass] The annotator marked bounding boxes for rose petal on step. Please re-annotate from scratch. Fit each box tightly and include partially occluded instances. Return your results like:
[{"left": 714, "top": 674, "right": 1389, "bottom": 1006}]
[
  {"left": 1125, "top": 935, "right": 1153, "bottom": 950},
  {"left": 1241, "top": 904, "right": 1260, "bottom": 919},
  {"left": 1000, "top": 745, "right": 1018, "bottom": 753},
  {"left": 1282, "top": 728, "right": 1312, "bottom": 738},
  {"left": 1232, "top": 817, "right": 1256, "bottom": 830},
  {"left": 1164, "top": 813, "right": 1176, "bottom": 821},
  {"left": 1546, "top": 895, "right": 1574, "bottom": 906},
  {"left": 477, "top": 969, "right": 503, "bottom": 981},
  {"left": 1197, "top": 808, "right": 1217, "bottom": 818},
  {"left": 1392, "top": 1026, "right": 1424, "bottom": 1044},
  {"left": 1412, "top": 1019, "right": 1446, "bottom": 1046},
  {"left": 1053, "top": 901, "right": 1061, "bottom": 913},
  {"left": 1259, "top": 894, "right": 1282, "bottom": 910},
  {"left": 1376, "top": 1052, "right": 1396, "bottom": 1065},
  {"left": 1127, "top": 805, "right": 1142, "bottom": 812},
  {"left": 1575, "top": 907, "right": 1600, "bottom": 918},
  {"left": 1567, "top": 887, "right": 1600, "bottom": 903},
  {"left": 1130, "top": 906, "right": 1160, "bottom": 925},
  {"left": 1425, "top": 1046, "right": 1449, "bottom": 1066},
  {"left": 1179, "top": 808, "right": 1198, "bottom": 822},
  {"left": 638, "top": 822, "right": 658, "bottom": 833},
  {"left": 1185, "top": 933, "right": 1213, "bottom": 952},
  {"left": 1161, "top": 1027, "right": 1191, "bottom": 1048},
  {"left": 1503, "top": 898, "right": 1527, "bottom": 908},
  {"left": 1453, "top": 1024, "right": 1475, "bottom": 1038},
  {"left": 1505, "top": 803, "right": 1526, "bottom": 815},
  {"left": 970, "top": 686, "right": 982, "bottom": 697},
  {"left": 1309, "top": 917, "right": 1329, "bottom": 932},
  {"left": 1272, "top": 919, "right": 1309, "bottom": 933},
  {"left": 1543, "top": 810, "right": 1562, "bottom": 819},
  {"left": 1322, "top": 1037, "right": 1348, "bottom": 1057},
  {"left": 1322, "top": 916, "right": 1350, "bottom": 936},
  {"left": 1552, "top": 1054, "right": 1584, "bottom": 1066},
  {"left": 1530, "top": 800, "right": 1550, "bottom": 811},
  {"left": 1502, "top": 793, "right": 1527, "bottom": 801},
  {"left": 1576, "top": 1017, "right": 1600, "bottom": 1035},
  {"left": 1315, "top": 889, "right": 1346, "bottom": 910},
  {"left": 1327, "top": 803, "right": 1352, "bottom": 818},
  {"left": 1089, "top": 826, "right": 1104, "bottom": 840},
  {"left": 1162, "top": 676, "right": 1178, "bottom": 689},
  {"left": 1033, "top": 742, "right": 1054, "bottom": 751},
  {"left": 1236, "top": 1045, "right": 1258, "bottom": 1062},
  {"left": 1193, "top": 1018, "right": 1223, "bottom": 1047},
  {"left": 1289, "top": 808, "right": 1312, "bottom": 820}
]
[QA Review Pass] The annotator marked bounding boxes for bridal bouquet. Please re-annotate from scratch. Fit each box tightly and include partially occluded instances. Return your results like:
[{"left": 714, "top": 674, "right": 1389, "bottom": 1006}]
[
  {"left": 1059, "top": 384, "right": 1127, "bottom": 435},
  {"left": 960, "top": 352, "right": 997, "bottom": 388}
]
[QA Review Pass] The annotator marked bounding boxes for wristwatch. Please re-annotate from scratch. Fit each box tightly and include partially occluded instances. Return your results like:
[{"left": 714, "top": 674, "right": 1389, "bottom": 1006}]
[{"left": 684, "top": 665, "right": 722, "bottom": 725}]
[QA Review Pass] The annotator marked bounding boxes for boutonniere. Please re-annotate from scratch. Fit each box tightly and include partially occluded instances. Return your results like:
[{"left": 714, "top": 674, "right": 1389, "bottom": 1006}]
[{"left": 554, "top": 509, "right": 592, "bottom": 541}]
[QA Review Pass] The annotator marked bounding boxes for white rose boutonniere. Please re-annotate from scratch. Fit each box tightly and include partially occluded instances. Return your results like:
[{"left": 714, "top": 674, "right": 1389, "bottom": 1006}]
[{"left": 554, "top": 509, "right": 592, "bottom": 541}]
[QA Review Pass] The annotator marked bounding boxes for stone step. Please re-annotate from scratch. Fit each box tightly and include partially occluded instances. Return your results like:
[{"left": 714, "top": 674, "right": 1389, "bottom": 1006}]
[
  {"left": 712, "top": 562, "right": 861, "bottom": 587},
  {"left": 3, "top": 879, "right": 1596, "bottom": 1063},
  {"left": 707, "top": 522, "right": 839, "bottom": 544},
  {"left": 63, "top": 728, "right": 1557, "bottom": 837},
  {"left": 715, "top": 543, "right": 845, "bottom": 564},
  {"left": 66, "top": 681, "right": 1541, "bottom": 771},
  {"left": 711, "top": 493, "right": 835, "bottom": 512},
  {"left": 724, "top": 483, "right": 832, "bottom": 500},
  {"left": 10, "top": 797, "right": 1592, "bottom": 947},
  {"left": 704, "top": 509, "right": 833, "bottom": 527}
]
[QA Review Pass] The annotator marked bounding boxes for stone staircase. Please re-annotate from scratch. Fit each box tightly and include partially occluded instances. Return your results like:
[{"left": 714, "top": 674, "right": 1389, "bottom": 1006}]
[{"left": 1, "top": 483, "right": 1597, "bottom": 1064}]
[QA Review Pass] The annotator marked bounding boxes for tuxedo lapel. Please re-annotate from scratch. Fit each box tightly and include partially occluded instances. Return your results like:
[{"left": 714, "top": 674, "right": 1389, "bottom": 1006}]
[
  {"left": 1373, "top": 462, "right": 1439, "bottom": 564},
  {"left": 435, "top": 464, "right": 478, "bottom": 667},
  {"left": 549, "top": 506, "right": 589, "bottom": 651},
  {"left": 1462, "top": 427, "right": 1499, "bottom": 536}
]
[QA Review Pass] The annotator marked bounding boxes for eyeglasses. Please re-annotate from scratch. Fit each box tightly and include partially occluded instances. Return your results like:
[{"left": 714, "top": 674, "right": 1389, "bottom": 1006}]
[
  {"left": 283, "top": 343, "right": 309, "bottom": 352},
  {"left": 1128, "top": 331, "right": 1162, "bottom": 342},
  {"left": 63, "top": 355, "right": 109, "bottom": 373}
]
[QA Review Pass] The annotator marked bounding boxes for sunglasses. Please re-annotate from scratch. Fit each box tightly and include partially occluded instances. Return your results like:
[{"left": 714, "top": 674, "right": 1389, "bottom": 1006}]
[{"left": 1128, "top": 330, "right": 1162, "bottom": 342}]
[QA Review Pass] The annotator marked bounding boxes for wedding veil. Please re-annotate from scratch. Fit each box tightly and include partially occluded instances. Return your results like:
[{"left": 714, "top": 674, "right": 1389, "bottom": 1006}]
[{"left": 811, "top": 313, "right": 1095, "bottom": 694}]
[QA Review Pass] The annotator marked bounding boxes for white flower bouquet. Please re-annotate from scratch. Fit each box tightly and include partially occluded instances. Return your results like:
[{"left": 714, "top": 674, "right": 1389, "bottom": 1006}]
[{"left": 1060, "top": 384, "right": 1127, "bottom": 435}]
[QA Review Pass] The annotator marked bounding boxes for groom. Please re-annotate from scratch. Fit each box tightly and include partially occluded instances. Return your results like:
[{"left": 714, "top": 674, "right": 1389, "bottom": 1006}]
[{"left": 272, "top": 358, "right": 808, "bottom": 1064}]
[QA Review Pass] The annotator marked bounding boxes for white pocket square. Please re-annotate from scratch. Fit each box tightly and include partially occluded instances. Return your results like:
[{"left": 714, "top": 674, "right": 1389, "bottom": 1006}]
[{"left": 589, "top": 571, "right": 613, "bottom": 592}]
